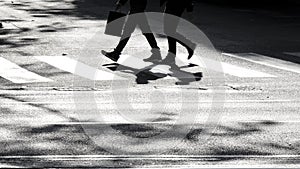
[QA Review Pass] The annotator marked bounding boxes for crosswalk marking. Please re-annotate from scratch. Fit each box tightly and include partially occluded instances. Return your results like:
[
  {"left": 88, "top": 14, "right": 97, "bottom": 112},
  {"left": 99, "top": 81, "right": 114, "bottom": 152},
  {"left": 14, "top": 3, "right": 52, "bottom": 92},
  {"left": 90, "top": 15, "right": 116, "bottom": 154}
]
[
  {"left": 34, "top": 56, "right": 124, "bottom": 80},
  {"left": 0, "top": 53, "right": 283, "bottom": 85},
  {"left": 2, "top": 99, "right": 296, "bottom": 104},
  {"left": 119, "top": 54, "right": 275, "bottom": 78},
  {"left": 223, "top": 53, "right": 300, "bottom": 74},
  {"left": 187, "top": 55, "right": 276, "bottom": 78},
  {"left": 0, "top": 57, "right": 52, "bottom": 84},
  {"left": 1, "top": 154, "right": 300, "bottom": 159},
  {"left": 118, "top": 55, "right": 153, "bottom": 69}
]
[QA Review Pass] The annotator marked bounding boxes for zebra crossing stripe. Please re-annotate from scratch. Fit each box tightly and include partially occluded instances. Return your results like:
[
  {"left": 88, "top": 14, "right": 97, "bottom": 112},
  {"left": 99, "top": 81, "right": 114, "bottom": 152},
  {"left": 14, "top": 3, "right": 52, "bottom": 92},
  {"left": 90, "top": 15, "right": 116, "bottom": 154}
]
[
  {"left": 34, "top": 56, "right": 124, "bottom": 80},
  {"left": 119, "top": 54, "right": 274, "bottom": 78},
  {"left": 186, "top": 55, "right": 276, "bottom": 78},
  {"left": 224, "top": 53, "right": 300, "bottom": 74},
  {"left": 0, "top": 57, "right": 52, "bottom": 84}
]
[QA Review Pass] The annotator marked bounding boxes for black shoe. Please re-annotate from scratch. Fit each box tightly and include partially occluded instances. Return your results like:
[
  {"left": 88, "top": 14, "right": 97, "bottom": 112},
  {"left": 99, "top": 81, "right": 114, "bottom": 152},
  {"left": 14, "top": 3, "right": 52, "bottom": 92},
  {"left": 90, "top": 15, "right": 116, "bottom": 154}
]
[
  {"left": 187, "top": 42, "right": 196, "bottom": 60},
  {"left": 143, "top": 48, "right": 162, "bottom": 63},
  {"left": 101, "top": 50, "right": 120, "bottom": 62},
  {"left": 177, "top": 39, "right": 197, "bottom": 60}
]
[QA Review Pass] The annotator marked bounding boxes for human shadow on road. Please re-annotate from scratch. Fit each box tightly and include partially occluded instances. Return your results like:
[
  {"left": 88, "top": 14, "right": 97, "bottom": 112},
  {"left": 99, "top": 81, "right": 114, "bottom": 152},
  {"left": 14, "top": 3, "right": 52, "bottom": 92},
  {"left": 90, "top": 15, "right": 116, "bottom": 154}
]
[{"left": 103, "top": 56, "right": 202, "bottom": 85}]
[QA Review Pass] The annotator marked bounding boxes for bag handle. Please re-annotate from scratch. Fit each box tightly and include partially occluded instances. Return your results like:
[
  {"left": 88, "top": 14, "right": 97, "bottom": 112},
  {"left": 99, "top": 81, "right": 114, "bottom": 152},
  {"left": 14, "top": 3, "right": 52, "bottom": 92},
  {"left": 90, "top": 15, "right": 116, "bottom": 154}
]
[{"left": 115, "top": 3, "right": 123, "bottom": 12}]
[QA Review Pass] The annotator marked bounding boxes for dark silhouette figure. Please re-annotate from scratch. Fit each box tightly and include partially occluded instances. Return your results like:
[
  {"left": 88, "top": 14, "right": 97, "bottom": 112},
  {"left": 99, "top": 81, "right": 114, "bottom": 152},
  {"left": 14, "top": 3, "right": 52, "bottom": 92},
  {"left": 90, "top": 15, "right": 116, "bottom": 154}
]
[
  {"left": 0, "top": 22, "right": 3, "bottom": 28},
  {"left": 102, "top": 0, "right": 161, "bottom": 62},
  {"left": 161, "top": 0, "right": 196, "bottom": 63}
]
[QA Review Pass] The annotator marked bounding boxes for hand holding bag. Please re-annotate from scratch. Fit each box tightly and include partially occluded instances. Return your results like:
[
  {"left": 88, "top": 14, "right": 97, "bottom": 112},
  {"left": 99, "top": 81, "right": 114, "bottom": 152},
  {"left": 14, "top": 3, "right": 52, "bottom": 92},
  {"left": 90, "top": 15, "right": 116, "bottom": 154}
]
[{"left": 104, "top": 10, "right": 127, "bottom": 37}]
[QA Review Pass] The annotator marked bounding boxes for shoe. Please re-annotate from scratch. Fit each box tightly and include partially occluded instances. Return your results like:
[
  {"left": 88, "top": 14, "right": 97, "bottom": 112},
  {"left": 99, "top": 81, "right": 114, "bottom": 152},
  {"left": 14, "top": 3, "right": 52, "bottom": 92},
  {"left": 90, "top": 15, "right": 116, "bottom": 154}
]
[
  {"left": 177, "top": 39, "right": 197, "bottom": 60},
  {"left": 160, "top": 52, "right": 176, "bottom": 65},
  {"left": 143, "top": 48, "right": 162, "bottom": 63},
  {"left": 186, "top": 42, "right": 196, "bottom": 60},
  {"left": 101, "top": 50, "right": 120, "bottom": 62}
]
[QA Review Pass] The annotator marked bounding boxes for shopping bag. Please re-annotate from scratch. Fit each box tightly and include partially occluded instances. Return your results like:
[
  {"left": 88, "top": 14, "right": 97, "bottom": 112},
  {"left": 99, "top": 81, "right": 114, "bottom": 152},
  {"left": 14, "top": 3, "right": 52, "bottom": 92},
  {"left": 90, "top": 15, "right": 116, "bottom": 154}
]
[{"left": 105, "top": 11, "right": 127, "bottom": 37}]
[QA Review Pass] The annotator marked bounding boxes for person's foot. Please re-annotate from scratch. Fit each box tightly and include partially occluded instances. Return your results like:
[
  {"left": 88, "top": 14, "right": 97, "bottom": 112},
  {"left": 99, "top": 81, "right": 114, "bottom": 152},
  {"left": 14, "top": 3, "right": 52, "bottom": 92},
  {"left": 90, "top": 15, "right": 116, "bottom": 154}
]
[
  {"left": 187, "top": 42, "right": 196, "bottom": 60},
  {"left": 143, "top": 48, "right": 162, "bottom": 63},
  {"left": 101, "top": 50, "right": 120, "bottom": 62},
  {"left": 0, "top": 23, "right": 3, "bottom": 28},
  {"left": 160, "top": 52, "right": 176, "bottom": 65}
]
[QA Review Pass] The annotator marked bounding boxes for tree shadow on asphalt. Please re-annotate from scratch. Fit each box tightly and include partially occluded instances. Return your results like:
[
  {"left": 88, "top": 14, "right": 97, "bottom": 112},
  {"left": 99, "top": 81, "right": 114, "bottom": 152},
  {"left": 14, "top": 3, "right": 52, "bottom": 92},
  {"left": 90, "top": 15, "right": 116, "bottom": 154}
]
[
  {"left": 6, "top": 0, "right": 115, "bottom": 20},
  {"left": 0, "top": 94, "right": 77, "bottom": 121},
  {"left": 1, "top": 0, "right": 94, "bottom": 52},
  {"left": 3, "top": 0, "right": 300, "bottom": 63},
  {"left": 0, "top": 62, "right": 71, "bottom": 86},
  {"left": 20, "top": 63, "right": 70, "bottom": 78},
  {"left": 0, "top": 96, "right": 112, "bottom": 167},
  {"left": 0, "top": 27, "right": 33, "bottom": 48},
  {"left": 0, "top": 22, "right": 78, "bottom": 50},
  {"left": 0, "top": 101, "right": 299, "bottom": 167}
]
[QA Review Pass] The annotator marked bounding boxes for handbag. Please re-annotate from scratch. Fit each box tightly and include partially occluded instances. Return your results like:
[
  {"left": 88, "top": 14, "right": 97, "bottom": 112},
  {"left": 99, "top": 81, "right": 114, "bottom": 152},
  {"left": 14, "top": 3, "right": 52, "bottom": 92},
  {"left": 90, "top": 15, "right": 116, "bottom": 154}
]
[{"left": 104, "top": 10, "right": 127, "bottom": 37}]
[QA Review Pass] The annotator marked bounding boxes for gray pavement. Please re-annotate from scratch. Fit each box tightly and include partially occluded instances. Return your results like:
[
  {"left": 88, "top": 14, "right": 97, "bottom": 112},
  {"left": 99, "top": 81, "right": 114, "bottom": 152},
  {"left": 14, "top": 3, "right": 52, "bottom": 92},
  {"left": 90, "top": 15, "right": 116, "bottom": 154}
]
[{"left": 0, "top": 0, "right": 300, "bottom": 168}]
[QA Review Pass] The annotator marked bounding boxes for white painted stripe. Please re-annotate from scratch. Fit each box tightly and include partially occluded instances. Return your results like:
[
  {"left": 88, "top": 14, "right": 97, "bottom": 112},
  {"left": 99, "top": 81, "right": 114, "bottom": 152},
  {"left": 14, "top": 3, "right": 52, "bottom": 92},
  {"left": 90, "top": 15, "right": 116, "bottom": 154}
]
[
  {"left": 220, "top": 61, "right": 275, "bottom": 77},
  {"left": 0, "top": 57, "right": 52, "bottom": 83},
  {"left": 118, "top": 54, "right": 274, "bottom": 78},
  {"left": 0, "top": 164, "right": 22, "bottom": 169},
  {"left": 11, "top": 120, "right": 300, "bottom": 125},
  {"left": 34, "top": 56, "right": 124, "bottom": 80},
  {"left": 118, "top": 55, "right": 153, "bottom": 69},
  {"left": 111, "top": 166, "right": 300, "bottom": 169},
  {"left": 131, "top": 165, "right": 300, "bottom": 169},
  {"left": 0, "top": 99, "right": 297, "bottom": 104},
  {"left": 0, "top": 154, "right": 300, "bottom": 159},
  {"left": 223, "top": 53, "right": 300, "bottom": 74},
  {"left": 181, "top": 55, "right": 275, "bottom": 78},
  {"left": 0, "top": 89, "right": 263, "bottom": 96}
]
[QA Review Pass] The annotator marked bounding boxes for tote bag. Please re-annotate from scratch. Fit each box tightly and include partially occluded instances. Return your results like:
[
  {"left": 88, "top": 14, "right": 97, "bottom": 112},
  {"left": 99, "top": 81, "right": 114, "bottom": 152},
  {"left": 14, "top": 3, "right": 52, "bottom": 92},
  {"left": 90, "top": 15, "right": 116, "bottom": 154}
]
[{"left": 104, "top": 11, "right": 127, "bottom": 37}]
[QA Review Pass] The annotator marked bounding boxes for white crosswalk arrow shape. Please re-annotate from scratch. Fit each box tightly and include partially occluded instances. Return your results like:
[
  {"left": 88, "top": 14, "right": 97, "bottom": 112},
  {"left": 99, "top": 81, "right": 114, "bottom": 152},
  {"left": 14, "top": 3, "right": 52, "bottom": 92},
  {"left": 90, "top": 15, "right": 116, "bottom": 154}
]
[
  {"left": 0, "top": 57, "right": 52, "bottom": 84},
  {"left": 34, "top": 56, "right": 124, "bottom": 81}
]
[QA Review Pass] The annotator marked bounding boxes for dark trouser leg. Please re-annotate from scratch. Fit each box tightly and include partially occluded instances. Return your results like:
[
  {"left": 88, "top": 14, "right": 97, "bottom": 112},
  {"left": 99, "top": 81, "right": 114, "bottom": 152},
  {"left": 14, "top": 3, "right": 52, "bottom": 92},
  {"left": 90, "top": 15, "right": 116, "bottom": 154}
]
[
  {"left": 143, "top": 33, "right": 159, "bottom": 49},
  {"left": 164, "top": 5, "right": 195, "bottom": 59},
  {"left": 136, "top": 13, "right": 159, "bottom": 49},
  {"left": 167, "top": 37, "right": 177, "bottom": 54},
  {"left": 114, "top": 11, "right": 138, "bottom": 53},
  {"left": 164, "top": 6, "right": 185, "bottom": 54},
  {"left": 114, "top": 37, "right": 130, "bottom": 54}
]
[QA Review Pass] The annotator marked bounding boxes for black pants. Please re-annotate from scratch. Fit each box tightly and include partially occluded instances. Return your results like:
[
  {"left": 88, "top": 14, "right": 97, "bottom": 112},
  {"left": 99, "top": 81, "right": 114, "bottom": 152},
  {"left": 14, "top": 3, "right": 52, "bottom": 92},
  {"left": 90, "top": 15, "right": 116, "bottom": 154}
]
[
  {"left": 114, "top": 10, "right": 159, "bottom": 53},
  {"left": 164, "top": 4, "right": 193, "bottom": 55}
]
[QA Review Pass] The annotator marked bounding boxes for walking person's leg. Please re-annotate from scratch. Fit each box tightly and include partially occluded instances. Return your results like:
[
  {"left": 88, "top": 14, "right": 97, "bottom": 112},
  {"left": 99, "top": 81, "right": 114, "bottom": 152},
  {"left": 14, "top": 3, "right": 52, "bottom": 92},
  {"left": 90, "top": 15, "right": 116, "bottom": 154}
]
[
  {"left": 135, "top": 13, "right": 162, "bottom": 62},
  {"left": 164, "top": 3, "right": 196, "bottom": 60},
  {"left": 102, "top": 11, "right": 138, "bottom": 62},
  {"left": 163, "top": 5, "right": 185, "bottom": 63}
]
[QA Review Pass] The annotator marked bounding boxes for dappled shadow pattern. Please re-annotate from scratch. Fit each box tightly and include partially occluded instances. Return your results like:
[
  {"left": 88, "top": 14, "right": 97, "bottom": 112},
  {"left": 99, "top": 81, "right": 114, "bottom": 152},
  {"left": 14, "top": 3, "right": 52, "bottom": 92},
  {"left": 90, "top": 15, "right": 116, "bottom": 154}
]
[
  {"left": 185, "top": 120, "right": 281, "bottom": 141},
  {"left": 111, "top": 123, "right": 173, "bottom": 138},
  {"left": 6, "top": 0, "right": 115, "bottom": 20},
  {"left": 3, "top": 0, "right": 300, "bottom": 63},
  {"left": 0, "top": 93, "right": 112, "bottom": 167},
  {"left": 0, "top": 27, "right": 33, "bottom": 48},
  {"left": 0, "top": 102, "right": 299, "bottom": 168},
  {"left": 0, "top": 93, "right": 77, "bottom": 121}
]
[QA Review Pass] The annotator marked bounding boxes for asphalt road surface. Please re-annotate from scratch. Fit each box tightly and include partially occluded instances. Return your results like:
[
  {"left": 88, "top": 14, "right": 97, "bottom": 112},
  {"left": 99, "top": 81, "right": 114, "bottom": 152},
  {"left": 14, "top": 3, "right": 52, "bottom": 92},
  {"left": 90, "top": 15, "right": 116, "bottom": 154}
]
[{"left": 0, "top": 0, "right": 300, "bottom": 168}]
